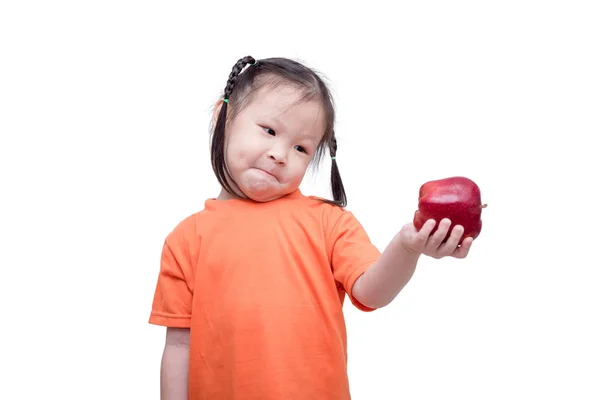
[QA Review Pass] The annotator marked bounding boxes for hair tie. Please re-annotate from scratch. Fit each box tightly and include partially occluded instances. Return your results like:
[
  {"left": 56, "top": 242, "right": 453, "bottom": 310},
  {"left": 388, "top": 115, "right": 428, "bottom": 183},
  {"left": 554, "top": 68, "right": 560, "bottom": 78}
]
[
  {"left": 223, "top": 99, "right": 229, "bottom": 103},
  {"left": 331, "top": 156, "right": 336, "bottom": 160}
]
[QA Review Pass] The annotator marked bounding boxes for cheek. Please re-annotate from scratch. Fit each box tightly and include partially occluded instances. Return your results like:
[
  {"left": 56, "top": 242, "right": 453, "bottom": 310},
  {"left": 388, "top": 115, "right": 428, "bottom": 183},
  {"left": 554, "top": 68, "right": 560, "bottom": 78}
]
[
  {"left": 288, "top": 157, "right": 311, "bottom": 178},
  {"left": 225, "top": 133, "right": 258, "bottom": 166}
]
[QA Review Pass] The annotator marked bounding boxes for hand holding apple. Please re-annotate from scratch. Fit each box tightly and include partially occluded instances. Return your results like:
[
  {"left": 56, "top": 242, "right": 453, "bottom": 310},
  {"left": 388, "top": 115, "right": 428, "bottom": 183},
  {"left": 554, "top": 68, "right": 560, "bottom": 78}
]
[
  {"left": 397, "top": 176, "right": 486, "bottom": 259},
  {"left": 413, "top": 176, "right": 486, "bottom": 245},
  {"left": 399, "top": 218, "right": 473, "bottom": 259}
]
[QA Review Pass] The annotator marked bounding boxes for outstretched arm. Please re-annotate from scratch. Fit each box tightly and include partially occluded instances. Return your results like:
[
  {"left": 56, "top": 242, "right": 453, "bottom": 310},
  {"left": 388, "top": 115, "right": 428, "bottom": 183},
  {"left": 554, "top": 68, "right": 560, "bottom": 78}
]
[{"left": 352, "top": 218, "right": 473, "bottom": 309}]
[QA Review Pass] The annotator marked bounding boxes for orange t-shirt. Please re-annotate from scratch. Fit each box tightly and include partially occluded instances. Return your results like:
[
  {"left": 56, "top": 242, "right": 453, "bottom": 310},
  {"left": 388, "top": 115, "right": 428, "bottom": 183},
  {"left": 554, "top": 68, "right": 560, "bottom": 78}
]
[{"left": 149, "top": 189, "right": 381, "bottom": 399}]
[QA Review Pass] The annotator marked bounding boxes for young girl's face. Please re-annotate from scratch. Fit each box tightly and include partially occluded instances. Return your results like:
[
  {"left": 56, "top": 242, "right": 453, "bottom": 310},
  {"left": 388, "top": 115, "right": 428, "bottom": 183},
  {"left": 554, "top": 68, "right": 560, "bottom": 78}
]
[{"left": 220, "top": 85, "right": 325, "bottom": 202}]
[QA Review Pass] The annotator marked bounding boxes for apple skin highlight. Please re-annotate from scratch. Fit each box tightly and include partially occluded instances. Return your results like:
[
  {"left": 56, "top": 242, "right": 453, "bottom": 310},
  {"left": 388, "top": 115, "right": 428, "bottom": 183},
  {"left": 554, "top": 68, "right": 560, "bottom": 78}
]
[{"left": 413, "top": 176, "right": 487, "bottom": 245}]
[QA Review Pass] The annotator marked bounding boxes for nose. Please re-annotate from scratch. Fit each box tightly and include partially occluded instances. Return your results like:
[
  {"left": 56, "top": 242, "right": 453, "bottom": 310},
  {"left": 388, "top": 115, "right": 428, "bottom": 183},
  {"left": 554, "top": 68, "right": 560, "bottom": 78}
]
[{"left": 268, "top": 147, "right": 286, "bottom": 164}]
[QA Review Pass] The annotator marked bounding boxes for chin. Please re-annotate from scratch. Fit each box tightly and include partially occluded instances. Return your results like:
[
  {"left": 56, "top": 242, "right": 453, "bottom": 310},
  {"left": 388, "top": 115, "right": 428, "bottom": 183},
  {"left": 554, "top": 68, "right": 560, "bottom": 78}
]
[
  {"left": 240, "top": 184, "right": 295, "bottom": 203},
  {"left": 248, "top": 194, "right": 282, "bottom": 202},
  {"left": 242, "top": 188, "right": 284, "bottom": 202}
]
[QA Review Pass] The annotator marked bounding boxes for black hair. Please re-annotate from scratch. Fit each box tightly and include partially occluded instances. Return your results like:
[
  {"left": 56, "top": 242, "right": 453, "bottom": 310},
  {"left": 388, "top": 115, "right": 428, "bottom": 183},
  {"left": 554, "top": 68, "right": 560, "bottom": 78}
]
[{"left": 210, "top": 55, "right": 347, "bottom": 207}]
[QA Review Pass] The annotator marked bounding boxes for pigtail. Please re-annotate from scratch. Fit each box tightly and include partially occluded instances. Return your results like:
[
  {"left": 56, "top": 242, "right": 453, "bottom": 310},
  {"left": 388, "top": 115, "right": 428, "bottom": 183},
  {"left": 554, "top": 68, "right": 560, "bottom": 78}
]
[
  {"left": 211, "top": 97, "right": 236, "bottom": 195},
  {"left": 210, "top": 55, "right": 257, "bottom": 197},
  {"left": 329, "top": 135, "right": 347, "bottom": 208}
]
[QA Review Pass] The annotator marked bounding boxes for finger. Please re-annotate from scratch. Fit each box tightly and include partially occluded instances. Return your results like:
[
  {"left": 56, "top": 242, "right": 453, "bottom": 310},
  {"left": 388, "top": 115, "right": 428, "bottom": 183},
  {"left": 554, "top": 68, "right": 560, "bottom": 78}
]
[
  {"left": 453, "top": 236, "right": 473, "bottom": 258},
  {"left": 416, "top": 219, "right": 436, "bottom": 241},
  {"left": 438, "top": 224, "right": 464, "bottom": 255},
  {"left": 426, "top": 218, "right": 451, "bottom": 250}
]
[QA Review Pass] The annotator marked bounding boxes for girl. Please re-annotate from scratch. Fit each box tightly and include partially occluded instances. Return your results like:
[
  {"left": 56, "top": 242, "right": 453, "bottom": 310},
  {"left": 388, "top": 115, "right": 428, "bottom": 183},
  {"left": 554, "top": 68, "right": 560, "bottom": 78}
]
[{"left": 149, "top": 56, "right": 473, "bottom": 400}]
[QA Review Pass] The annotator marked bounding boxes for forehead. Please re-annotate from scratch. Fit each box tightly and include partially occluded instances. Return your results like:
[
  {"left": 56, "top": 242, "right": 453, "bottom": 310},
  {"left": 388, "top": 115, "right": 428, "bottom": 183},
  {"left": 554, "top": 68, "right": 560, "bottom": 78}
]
[{"left": 243, "top": 85, "right": 326, "bottom": 140}]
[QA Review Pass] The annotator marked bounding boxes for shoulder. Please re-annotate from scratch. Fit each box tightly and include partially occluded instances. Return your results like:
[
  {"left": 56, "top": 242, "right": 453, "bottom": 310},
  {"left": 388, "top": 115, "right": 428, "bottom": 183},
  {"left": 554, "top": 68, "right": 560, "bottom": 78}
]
[
  {"left": 164, "top": 209, "right": 206, "bottom": 248},
  {"left": 304, "top": 195, "right": 343, "bottom": 215},
  {"left": 307, "top": 194, "right": 359, "bottom": 216},
  {"left": 304, "top": 195, "right": 361, "bottom": 234}
]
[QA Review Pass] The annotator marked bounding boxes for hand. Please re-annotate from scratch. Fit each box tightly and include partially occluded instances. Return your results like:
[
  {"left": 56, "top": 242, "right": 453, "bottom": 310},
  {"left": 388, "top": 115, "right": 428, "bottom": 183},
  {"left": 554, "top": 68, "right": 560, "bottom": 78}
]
[{"left": 399, "top": 218, "right": 473, "bottom": 259}]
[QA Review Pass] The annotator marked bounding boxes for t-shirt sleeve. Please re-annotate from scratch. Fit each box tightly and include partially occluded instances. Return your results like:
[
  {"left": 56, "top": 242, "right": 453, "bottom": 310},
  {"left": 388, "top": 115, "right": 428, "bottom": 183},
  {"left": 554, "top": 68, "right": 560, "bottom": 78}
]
[
  {"left": 328, "top": 209, "right": 382, "bottom": 312},
  {"left": 149, "top": 225, "right": 195, "bottom": 328}
]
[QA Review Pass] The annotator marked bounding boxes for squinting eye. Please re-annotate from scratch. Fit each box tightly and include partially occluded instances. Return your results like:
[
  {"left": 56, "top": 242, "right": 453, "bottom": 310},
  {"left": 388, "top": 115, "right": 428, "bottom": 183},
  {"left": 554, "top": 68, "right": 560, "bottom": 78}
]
[
  {"left": 294, "top": 145, "right": 307, "bottom": 154},
  {"left": 263, "top": 127, "right": 276, "bottom": 136}
]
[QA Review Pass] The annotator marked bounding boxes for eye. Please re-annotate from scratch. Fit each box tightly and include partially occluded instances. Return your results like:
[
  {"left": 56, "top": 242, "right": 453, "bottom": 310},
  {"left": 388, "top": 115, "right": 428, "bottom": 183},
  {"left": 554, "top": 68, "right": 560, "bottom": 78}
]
[
  {"left": 294, "top": 145, "right": 307, "bottom": 154},
  {"left": 263, "top": 127, "right": 276, "bottom": 136}
]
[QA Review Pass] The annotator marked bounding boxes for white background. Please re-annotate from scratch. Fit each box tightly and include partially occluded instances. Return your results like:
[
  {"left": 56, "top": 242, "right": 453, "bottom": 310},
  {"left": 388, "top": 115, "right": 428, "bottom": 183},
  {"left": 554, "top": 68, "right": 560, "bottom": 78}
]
[{"left": 1, "top": 1, "right": 599, "bottom": 399}]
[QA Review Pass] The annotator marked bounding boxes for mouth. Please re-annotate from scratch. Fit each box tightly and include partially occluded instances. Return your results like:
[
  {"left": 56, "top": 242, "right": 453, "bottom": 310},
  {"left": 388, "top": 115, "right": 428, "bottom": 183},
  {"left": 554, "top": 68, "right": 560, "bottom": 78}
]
[{"left": 256, "top": 168, "right": 280, "bottom": 182}]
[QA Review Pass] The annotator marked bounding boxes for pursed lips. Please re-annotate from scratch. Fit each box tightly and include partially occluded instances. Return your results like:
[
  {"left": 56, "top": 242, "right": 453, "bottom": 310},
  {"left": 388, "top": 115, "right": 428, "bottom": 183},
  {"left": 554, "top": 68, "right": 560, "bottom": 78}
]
[{"left": 255, "top": 167, "right": 280, "bottom": 182}]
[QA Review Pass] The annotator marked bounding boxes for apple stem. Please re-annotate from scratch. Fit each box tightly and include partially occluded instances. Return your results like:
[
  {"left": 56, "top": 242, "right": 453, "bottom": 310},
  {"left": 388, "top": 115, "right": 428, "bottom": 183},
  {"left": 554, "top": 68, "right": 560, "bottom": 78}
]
[{"left": 481, "top": 204, "right": 488, "bottom": 208}]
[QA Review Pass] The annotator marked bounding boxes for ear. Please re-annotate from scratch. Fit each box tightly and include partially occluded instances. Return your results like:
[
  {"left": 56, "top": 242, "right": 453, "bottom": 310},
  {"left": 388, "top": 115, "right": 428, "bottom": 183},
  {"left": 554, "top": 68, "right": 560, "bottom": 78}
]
[{"left": 212, "top": 98, "right": 225, "bottom": 126}]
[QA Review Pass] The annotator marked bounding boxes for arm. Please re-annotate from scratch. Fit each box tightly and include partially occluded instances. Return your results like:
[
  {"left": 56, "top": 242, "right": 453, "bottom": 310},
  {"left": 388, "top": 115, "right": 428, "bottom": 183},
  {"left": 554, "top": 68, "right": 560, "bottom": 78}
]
[
  {"left": 352, "top": 232, "right": 420, "bottom": 309},
  {"left": 161, "top": 328, "right": 190, "bottom": 400},
  {"left": 352, "top": 218, "right": 473, "bottom": 309}
]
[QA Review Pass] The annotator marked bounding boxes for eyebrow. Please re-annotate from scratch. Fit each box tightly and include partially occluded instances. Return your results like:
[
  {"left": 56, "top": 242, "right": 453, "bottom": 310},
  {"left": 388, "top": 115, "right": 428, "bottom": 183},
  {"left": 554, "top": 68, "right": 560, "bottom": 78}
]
[{"left": 299, "top": 132, "right": 320, "bottom": 144}]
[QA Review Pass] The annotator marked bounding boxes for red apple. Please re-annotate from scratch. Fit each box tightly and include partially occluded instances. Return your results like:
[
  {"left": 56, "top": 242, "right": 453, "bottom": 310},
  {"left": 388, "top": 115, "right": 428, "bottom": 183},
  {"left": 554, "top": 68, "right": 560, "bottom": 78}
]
[{"left": 413, "top": 176, "right": 486, "bottom": 244}]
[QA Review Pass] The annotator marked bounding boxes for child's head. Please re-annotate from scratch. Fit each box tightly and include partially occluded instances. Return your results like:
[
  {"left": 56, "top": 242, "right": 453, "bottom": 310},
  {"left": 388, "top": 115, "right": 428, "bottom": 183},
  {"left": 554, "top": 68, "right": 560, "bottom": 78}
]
[{"left": 210, "top": 56, "right": 346, "bottom": 206}]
